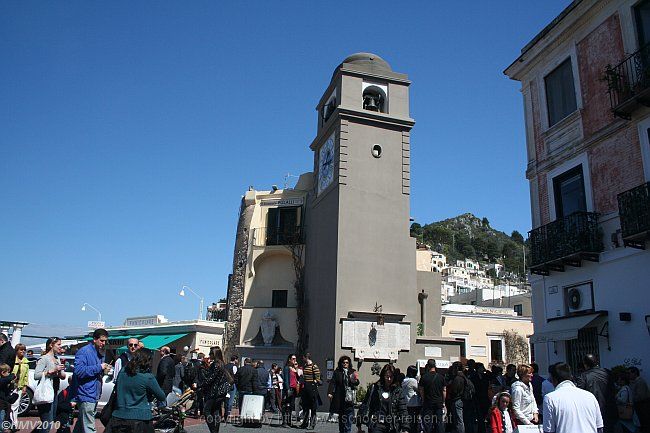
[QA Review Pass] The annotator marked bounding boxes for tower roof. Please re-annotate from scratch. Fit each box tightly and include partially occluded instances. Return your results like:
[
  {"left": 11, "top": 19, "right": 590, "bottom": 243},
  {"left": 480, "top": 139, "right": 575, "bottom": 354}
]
[
  {"left": 342, "top": 52, "right": 392, "bottom": 72},
  {"left": 332, "top": 52, "right": 407, "bottom": 82}
]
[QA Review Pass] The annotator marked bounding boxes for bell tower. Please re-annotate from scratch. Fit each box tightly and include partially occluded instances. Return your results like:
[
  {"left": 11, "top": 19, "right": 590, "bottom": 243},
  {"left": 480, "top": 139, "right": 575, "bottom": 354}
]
[{"left": 304, "top": 53, "right": 417, "bottom": 370}]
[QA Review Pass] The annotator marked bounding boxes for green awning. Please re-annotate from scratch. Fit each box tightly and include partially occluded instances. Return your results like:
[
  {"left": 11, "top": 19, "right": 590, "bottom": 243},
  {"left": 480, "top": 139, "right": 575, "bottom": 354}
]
[{"left": 139, "top": 333, "right": 188, "bottom": 350}]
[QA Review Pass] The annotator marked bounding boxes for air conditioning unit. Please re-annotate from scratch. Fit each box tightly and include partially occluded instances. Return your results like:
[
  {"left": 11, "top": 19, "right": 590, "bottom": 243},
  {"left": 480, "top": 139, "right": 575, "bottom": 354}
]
[{"left": 565, "top": 283, "right": 594, "bottom": 314}]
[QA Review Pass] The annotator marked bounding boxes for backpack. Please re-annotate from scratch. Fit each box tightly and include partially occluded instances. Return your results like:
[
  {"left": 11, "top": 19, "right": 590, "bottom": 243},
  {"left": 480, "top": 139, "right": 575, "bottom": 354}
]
[
  {"left": 182, "top": 361, "right": 198, "bottom": 386},
  {"left": 462, "top": 376, "right": 476, "bottom": 401}
]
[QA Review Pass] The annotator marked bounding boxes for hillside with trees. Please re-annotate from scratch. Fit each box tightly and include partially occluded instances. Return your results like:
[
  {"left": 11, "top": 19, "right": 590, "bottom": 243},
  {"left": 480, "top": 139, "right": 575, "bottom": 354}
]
[{"left": 410, "top": 213, "right": 528, "bottom": 280}]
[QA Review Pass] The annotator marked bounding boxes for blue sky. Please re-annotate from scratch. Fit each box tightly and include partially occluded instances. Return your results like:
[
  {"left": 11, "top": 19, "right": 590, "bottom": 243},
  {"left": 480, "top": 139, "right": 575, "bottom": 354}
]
[{"left": 0, "top": 1, "right": 570, "bottom": 331}]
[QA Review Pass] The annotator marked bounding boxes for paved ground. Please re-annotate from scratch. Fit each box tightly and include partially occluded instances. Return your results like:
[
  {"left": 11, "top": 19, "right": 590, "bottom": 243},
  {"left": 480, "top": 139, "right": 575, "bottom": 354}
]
[
  {"left": 185, "top": 412, "right": 341, "bottom": 433},
  {"left": 13, "top": 412, "right": 341, "bottom": 433}
]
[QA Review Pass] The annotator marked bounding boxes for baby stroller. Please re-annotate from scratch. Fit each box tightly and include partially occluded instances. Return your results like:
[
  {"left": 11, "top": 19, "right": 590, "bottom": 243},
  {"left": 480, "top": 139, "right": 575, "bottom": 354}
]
[{"left": 152, "top": 389, "right": 195, "bottom": 433}]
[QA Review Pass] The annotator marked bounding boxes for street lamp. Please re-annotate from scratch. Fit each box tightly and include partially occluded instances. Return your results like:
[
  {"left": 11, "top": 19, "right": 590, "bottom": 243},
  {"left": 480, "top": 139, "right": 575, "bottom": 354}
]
[
  {"left": 179, "top": 285, "right": 204, "bottom": 320},
  {"left": 81, "top": 303, "right": 102, "bottom": 322}
]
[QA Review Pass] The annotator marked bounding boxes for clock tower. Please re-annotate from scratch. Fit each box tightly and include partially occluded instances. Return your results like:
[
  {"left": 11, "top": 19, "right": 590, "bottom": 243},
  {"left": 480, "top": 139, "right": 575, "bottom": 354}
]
[{"left": 304, "top": 53, "right": 419, "bottom": 374}]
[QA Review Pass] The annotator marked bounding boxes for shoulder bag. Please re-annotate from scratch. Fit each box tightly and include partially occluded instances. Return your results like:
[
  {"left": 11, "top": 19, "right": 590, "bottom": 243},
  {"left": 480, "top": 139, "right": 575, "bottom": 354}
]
[
  {"left": 344, "top": 372, "right": 356, "bottom": 403},
  {"left": 32, "top": 372, "right": 54, "bottom": 405},
  {"left": 99, "top": 387, "right": 118, "bottom": 427}
]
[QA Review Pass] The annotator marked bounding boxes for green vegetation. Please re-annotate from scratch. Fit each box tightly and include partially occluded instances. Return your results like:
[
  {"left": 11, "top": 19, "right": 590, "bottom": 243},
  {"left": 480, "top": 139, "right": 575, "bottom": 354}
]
[{"left": 410, "top": 213, "right": 528, "bottom": 280}]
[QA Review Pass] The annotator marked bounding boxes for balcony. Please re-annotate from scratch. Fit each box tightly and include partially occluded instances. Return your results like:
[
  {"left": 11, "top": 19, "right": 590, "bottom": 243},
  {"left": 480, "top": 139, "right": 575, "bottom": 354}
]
[
  {"left": 528, "top": 212, "right": 603, "bottom": 275},
  {"left": 618, "top": 182, "right": 650, "bottom": 249},
  {"left": 605, "top": 44, "right": 650, "bottom": 120},
  {"left": 252, "top": 226, "right": 303, "bottom": 247}
]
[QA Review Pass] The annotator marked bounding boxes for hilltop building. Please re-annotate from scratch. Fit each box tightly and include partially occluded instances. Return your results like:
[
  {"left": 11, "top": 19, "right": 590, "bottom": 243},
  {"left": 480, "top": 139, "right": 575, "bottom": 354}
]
[{"left": 505, "top": 0, "right": 650, "bottom": 374}]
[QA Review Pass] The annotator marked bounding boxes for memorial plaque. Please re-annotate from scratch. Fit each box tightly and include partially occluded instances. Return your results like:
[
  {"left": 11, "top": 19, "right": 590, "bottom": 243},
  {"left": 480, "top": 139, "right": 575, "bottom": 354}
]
[
  {"left": 424, "top": 346, "right": 442, "bottom": 357},
  {"left": 469, "top": 346, "right": 487, "bottom": 357},
  {"left": 341, "top": 320, "right": 411, "bottom": 360}
]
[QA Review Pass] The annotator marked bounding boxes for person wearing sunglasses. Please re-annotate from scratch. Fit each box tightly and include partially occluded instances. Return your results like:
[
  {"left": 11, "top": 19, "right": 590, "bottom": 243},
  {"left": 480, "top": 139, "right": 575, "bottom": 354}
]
[
  {"left": 281, "top": 354, "right": 301, "bottom": 427},
  {"left": 112, "top": 338, "right": 139, "bottom": 384},
  {"left": 328, "top": 356, "right": 359, "bottom": 433}
]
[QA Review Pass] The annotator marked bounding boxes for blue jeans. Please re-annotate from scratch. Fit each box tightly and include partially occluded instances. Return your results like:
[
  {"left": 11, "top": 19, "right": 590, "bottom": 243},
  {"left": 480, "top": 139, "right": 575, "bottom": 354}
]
[
  {"left": 451, "top": 399, "right": 465, "bottom": 433},
  {"left": 338, "top": 406, "right": 355, "bottom": 433},
  {"left": 0, "top": 409, "right": 6, "bottom": 430},
  {"left": 36, "top": 399, "right": 57, "bottom": 433},
  {"left": 422, "top": 405, "right": 444, "bottom": 433},
  {"left": 225, "top": 385, "right": 237, "bottom": 419}
]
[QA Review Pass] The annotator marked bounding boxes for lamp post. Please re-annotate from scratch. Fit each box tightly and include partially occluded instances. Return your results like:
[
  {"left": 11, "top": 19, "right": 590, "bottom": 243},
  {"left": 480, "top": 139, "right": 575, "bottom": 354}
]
[
  {"left": 81, "top": 303, "right": 102, "bottom": 322},
  {"left": 179, "top": 285, "right": 204, "bottom": 320}
]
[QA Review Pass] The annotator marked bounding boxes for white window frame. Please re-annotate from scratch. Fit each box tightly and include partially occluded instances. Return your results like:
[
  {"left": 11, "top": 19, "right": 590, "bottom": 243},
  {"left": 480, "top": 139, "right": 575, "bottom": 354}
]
[
  {"left": 546, "top": 152, "right": 594, "bottom": 221},
  {"left": 450, "top": 332, "right": 469, "bottom": 358},
  {"left": 488, "top": 336, "right": 506, "bottom": 364},
  {"left": 537, "top": 45, "right": 583, "bottom": 132},
  {"left": 637, "top": 116, "right": 650, "bottom": 182}
]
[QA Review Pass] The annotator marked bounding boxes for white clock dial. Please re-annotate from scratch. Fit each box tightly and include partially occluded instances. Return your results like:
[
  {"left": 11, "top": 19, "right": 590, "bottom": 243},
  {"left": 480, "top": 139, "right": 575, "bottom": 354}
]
[{"left": 318, "top": 133, "right": 335, "bottom": 194}]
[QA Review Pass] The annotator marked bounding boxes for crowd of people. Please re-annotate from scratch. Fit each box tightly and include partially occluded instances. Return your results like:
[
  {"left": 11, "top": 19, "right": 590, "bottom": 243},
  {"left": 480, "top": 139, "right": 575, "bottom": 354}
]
[
  {"left": 1, "top": 330, "right": 650, "bottom": 433},
  {"left": 346, "top": 357, "right": 650, "bottom": 433}
]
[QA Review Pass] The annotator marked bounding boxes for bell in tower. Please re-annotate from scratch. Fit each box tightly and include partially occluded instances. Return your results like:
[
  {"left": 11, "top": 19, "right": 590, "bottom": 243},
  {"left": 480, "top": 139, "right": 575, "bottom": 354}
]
[{"left": 362, "top": 85, "right": 385, "bottom": 112}]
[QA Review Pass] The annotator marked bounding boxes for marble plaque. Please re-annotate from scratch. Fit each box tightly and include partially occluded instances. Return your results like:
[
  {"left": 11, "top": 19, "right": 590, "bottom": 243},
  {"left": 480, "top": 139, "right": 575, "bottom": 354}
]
[
  {"left": 469, "top": 346, "right": 487, "bottom": 357},
  {"left": 341, "top": 320, "right": 410, "bottom": 360}
]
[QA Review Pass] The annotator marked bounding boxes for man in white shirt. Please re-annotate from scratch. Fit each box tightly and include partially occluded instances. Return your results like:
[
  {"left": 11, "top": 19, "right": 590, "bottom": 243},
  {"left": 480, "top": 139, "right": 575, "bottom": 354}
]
[
  {"left": 113, "top": 337, "right": 139, "bottom": 382},
  {"left": 543, "top": 362, "right": 603, "bottom": 433}
]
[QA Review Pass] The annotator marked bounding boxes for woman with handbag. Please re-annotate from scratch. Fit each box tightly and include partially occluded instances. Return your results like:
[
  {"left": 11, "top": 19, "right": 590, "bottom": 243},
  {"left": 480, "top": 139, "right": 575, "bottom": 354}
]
[
  {"left": 197, "top": 346, "right": 232, "bottom": 433},
  {"left": 328, "top": 355, "right": 359, "bottom": 433},
  {"left": 281, "top": 354, "right": 301, "bottom": 427},
  {"left": 615, "top": 371, "right": 640, "bottom": 433},
  {"left": 34, "top": 337, "right": 66, "bottom": 433}
]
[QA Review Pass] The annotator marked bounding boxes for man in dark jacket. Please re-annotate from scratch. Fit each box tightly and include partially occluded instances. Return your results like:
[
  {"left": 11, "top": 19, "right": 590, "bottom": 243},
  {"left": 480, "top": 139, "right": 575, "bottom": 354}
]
[
  {"left": 255, "top": 360, "right": 270, "bottom": 410},
  {"left": 576, "top": 354, "right": 615, "bottom": 432},
  {"left": 0, "top": 334, "right": 15, "bottom": 371},
  {"left": 447, "top": 362, "right": 466, "bottom": 433},
  {"left": 156, "top": 346, "right": 175, "bottom": 395},
  {"left": 236, "top": 358, "right": 259, "bottom": 397}
]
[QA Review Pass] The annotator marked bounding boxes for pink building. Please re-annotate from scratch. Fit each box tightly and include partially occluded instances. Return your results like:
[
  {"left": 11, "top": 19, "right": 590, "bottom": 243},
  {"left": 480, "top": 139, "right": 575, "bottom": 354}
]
[{"left": 505, "top": 0, "right": 650, "bottom": 374}]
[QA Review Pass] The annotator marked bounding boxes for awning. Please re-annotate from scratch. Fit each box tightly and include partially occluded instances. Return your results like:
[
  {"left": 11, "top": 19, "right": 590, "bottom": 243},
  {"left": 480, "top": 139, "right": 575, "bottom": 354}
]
[
  {"left": 139, "top": 333, "right": 188, "bottom": 350},
  {"left": 83, "top": 334, "right": 144, "bottom": 342},
  {"left": 530, "top": 312, "right": 607, "bottom": 344}
]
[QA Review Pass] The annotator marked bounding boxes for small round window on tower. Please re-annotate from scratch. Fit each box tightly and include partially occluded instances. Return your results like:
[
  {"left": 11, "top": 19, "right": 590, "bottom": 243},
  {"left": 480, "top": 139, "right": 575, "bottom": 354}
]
[{"left": 372, "top": 144, "right": 382, "bottom": 158}]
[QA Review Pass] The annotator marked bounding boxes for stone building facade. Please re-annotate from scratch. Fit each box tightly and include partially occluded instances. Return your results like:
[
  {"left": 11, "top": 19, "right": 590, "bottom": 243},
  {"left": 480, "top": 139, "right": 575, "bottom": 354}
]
[{"left": 505, "top": 0, "right": 650, "bottom": 375}]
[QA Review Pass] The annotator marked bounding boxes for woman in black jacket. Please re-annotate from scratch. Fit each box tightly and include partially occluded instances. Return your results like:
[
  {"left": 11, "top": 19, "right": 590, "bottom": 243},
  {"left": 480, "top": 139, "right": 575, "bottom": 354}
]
[
  {"left": 198, "top": 346, "right": 233, "bottom": 433},
  {"left": 357, "top": 364, "right": 409, "bottom": 433},
  {"left": 328, "top": 356, "right": 359, "bottom": 433}
]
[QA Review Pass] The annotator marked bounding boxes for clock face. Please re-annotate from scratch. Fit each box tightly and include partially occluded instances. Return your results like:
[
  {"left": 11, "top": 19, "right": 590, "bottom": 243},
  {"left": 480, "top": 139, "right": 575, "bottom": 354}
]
[{"left": 318, "top": 133, "right": 335, "bottom": 194}]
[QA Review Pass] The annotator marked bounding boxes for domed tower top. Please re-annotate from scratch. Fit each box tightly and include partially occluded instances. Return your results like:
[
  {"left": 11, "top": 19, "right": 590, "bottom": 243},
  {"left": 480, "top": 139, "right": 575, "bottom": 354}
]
[
  {"left": 315, "top": 51, "right": 412, "bottom": 135},
  {"left": 342, "top": 52, "right": 392, "bottom": 72},
  {"left": 331, "top": 52, "right": 406, "bottom": 82}
]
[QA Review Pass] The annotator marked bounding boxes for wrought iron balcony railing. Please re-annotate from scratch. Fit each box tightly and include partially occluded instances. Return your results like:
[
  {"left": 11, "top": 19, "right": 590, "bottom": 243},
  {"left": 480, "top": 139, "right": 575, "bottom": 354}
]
[
  {"left": 252, "top": 226, "right": 303, "bottom": 247},
  {"left": 528, "top": 212, "right": 603, "bottom": 275},
  {"left": 618, "top": 182, "right": 650, "bottom": 249},
  {"left": 605, "top": 44, "right": 650, "bottom": 119}
]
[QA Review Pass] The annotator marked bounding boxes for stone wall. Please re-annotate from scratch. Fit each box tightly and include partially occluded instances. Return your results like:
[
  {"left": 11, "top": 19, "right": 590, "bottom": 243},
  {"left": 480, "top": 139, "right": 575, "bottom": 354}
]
[{"left": 223, "top": 198, "right": 254, "bottom": 357}]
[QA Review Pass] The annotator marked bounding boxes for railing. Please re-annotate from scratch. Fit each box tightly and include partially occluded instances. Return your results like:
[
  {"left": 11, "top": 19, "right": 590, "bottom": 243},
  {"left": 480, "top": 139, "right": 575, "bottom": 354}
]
[
  {"left": 528, "top": 212, "right": 603, "bottom": 269},
  {"left": 605, "top": 43, "right": 650, "bottom": 118},
  {"left": 618, "top": 182, "right": 650, "bottom": 242},
  {"left": 252, "top": 226, "right": 303, "bottom": 247}
]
